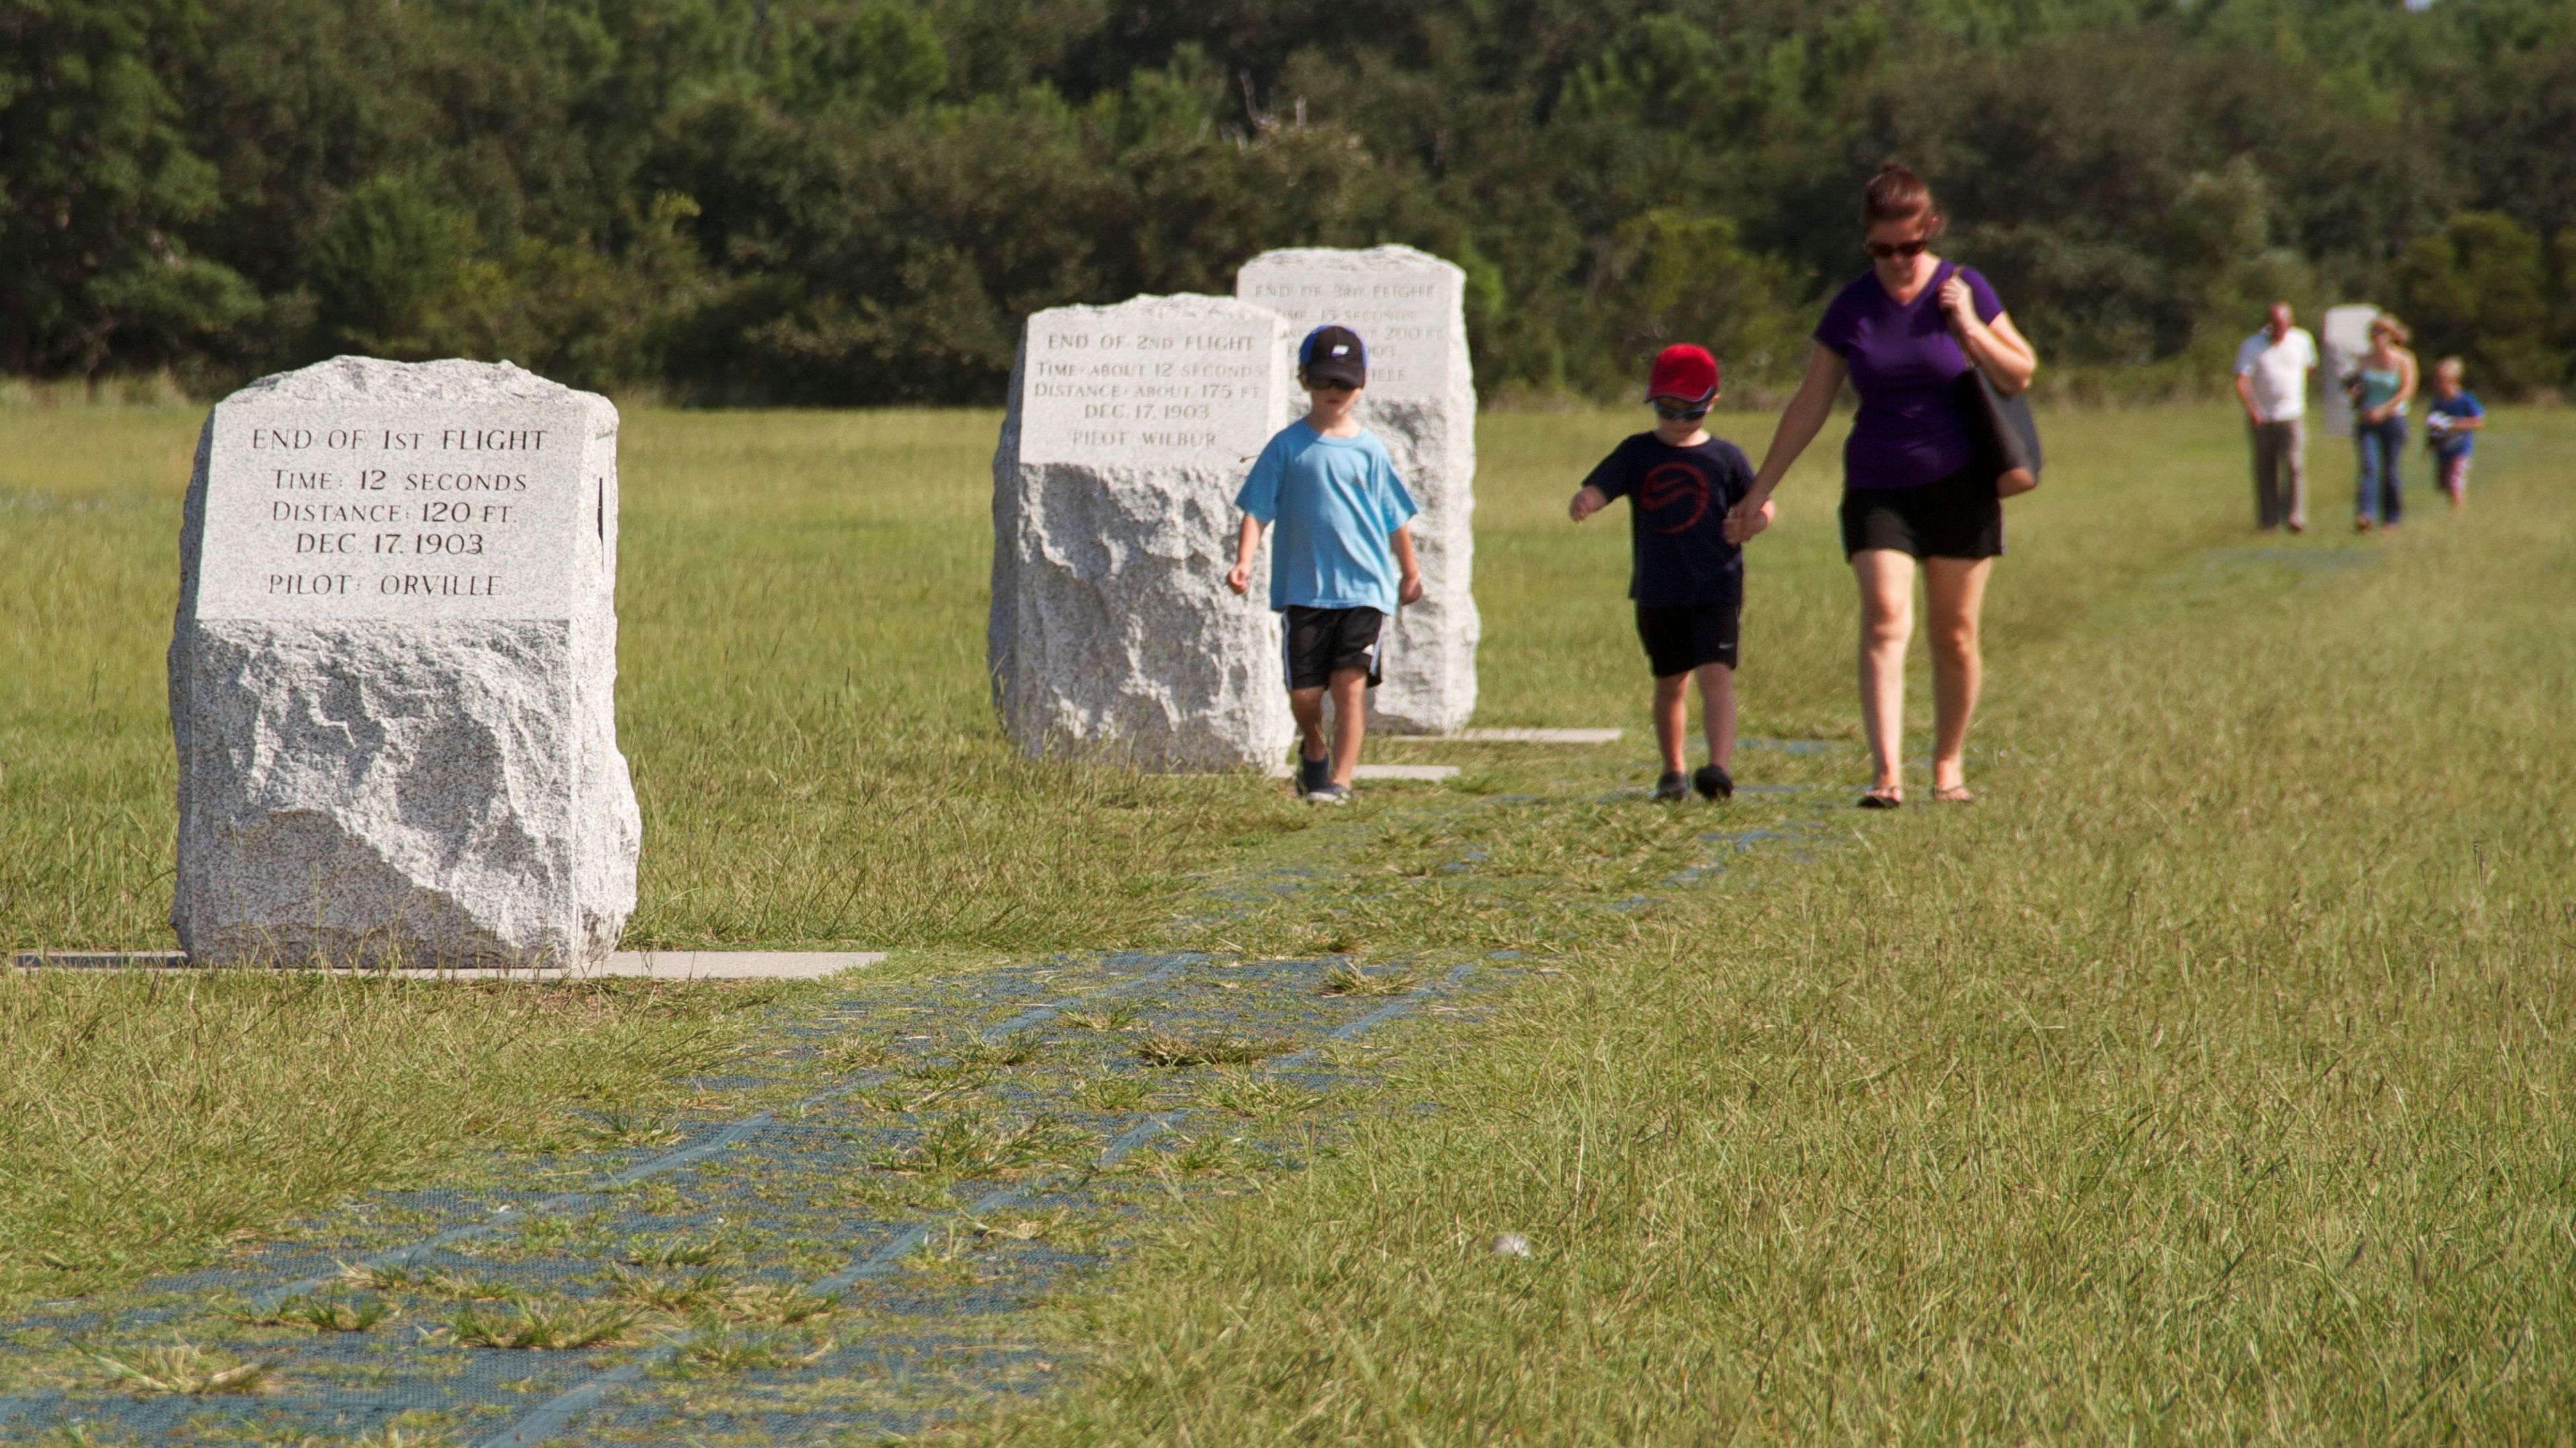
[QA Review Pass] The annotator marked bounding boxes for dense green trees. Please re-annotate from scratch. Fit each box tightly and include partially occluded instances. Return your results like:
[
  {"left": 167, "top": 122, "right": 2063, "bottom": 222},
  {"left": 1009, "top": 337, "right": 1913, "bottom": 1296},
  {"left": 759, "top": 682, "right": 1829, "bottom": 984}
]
[{"left": 3, "top": 0, "right": 2571, "bottom": 400}]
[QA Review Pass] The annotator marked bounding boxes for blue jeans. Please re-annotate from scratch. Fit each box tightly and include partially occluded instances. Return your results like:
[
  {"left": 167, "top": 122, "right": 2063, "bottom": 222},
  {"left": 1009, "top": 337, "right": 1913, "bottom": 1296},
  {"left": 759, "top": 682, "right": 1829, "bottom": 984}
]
[{"left": 2355, "top": 415, "right": 2407, "bottom": 526}]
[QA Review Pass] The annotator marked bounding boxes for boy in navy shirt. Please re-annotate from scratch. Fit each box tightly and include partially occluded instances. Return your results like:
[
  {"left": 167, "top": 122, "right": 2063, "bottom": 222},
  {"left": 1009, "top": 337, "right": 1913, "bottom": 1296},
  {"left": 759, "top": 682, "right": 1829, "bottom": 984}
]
[
  {"left": 2425, "top": 355, "right": 2484, "bottom": 512},
  {"left": 1227, "top": 325, "right": 1424, "bottom": 805},
  {"left": 1570, "top": 344, "right": 1770, "bottom": 801}
]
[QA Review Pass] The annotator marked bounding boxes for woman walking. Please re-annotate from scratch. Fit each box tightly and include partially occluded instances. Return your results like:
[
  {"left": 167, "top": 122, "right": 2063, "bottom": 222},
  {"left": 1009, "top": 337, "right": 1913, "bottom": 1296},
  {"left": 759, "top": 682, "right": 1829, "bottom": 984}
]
[
  {"left": 1723, "top": 163, "right": 2037, "bottom": 807},
  {"left": 2350, "top": 315, "right": 2418, "bottom": 531}
]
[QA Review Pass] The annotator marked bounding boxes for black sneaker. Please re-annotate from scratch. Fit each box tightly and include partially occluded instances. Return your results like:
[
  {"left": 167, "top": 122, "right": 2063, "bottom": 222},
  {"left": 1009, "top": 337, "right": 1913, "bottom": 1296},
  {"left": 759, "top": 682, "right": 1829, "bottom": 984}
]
[
  {"left": 1296, "top": 753, "right": 1333, "bottom": 798},
  {"left": 1652, "top": 771, "right": 1688, "bottom": 801},
  {"left": 1693, "top": 764, "right": 1733, "bottom": 801}
]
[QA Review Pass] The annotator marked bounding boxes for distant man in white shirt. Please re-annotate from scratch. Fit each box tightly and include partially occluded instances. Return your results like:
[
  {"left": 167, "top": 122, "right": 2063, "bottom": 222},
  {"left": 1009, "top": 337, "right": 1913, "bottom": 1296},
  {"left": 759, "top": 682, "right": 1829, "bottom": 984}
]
[{"left": 2234, "top": 301, "right": 2318, "bottom": 532}]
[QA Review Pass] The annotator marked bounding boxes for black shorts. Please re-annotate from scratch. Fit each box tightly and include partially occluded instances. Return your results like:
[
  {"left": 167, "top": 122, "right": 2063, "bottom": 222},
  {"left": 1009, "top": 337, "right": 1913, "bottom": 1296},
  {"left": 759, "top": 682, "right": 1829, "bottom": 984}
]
[
  {"left": 1839, "top": 465, "right": 2004, "bottom": 560},
  {"left": 1635, "top": 601, "right": 1739, "bottom": 677},
  {"left": 1282, "top": 605, "right": 1385, "bottom": 689}
]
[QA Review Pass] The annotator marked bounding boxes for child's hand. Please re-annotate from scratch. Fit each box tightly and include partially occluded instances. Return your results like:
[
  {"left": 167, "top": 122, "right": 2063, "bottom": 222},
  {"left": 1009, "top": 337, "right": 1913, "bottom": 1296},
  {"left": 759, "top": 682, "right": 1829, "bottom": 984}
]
[
  {"left": 1226, "top": 563, "right": 1251, "bottom": 596},
  {"left": 1399, "top": 571, "right": 1426, "bottom": 606},
  {"left": 1568, "top": 485, "right": 1609, "bottom": 522},
  {"left": 1723, "top": 494, "right": 1772, "bottom": 545}
]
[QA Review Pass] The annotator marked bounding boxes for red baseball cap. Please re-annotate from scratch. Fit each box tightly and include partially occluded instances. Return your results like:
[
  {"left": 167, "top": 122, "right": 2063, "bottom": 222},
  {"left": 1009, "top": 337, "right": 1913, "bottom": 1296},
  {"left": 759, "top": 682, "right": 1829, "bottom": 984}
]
[{"left": 1646, "top": 344, "right": 1719, "bottom": 403}]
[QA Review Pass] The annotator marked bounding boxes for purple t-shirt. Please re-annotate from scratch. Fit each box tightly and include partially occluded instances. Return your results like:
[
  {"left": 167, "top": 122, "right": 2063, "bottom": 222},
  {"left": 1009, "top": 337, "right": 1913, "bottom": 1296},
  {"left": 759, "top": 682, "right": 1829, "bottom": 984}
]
[{"left": 1813, "top": 262, "right": 2004, "bottom": 490}]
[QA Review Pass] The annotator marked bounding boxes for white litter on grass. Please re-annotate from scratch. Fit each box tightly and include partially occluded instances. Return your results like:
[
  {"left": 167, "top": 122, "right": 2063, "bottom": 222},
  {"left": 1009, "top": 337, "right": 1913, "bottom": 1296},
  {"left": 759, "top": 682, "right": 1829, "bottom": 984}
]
[
  {"left": 10, "top": 950, "right": 885, "bottom": 981},
  {"left": 1491, "top": 1232, "right": 1533, "bottom": 1258}
]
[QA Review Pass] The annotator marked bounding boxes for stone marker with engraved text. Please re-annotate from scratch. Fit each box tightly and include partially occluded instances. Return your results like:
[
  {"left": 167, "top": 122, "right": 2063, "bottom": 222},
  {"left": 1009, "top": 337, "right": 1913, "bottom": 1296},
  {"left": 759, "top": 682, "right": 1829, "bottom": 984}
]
[
  {"left": 170, "top": 356, "right": 640, "bottom": 967},
  {"left": 989, "top": 294, "right": 1295, "bottom": 770},
  {"left": 1238, "top": 245, "right": 1478, "bottom": 734}
]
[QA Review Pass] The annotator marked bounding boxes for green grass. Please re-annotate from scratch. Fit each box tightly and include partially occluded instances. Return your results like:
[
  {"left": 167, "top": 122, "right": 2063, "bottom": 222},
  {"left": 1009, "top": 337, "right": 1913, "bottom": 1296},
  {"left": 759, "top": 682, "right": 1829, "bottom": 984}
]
[{"left": 5, "top": 398, "right": 2574, "bottom": 1439}]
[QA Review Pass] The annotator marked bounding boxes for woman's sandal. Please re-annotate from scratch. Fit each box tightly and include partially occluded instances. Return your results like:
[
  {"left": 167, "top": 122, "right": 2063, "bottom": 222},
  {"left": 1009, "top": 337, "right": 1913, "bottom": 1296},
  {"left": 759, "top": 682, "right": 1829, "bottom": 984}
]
[
  {"left": 1933, "top": 784, "right": 1976, "bottom": 804},
  {"left": 1858, "top": 787, "right": 1903, "bottom": 810}
]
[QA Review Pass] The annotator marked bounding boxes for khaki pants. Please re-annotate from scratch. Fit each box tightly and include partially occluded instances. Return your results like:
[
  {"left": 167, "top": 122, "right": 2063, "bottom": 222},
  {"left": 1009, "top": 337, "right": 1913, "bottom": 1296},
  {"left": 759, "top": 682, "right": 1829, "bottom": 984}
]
[{"left": 2250, "top": 417, "right": 2306, "bottom": 529}]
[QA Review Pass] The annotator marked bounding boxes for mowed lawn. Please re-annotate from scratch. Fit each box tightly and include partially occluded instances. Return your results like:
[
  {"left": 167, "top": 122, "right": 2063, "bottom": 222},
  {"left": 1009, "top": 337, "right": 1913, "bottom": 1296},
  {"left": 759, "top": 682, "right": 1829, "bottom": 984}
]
[{"left": 3, "top": 400, "right": 2573, "bottom": 1439}]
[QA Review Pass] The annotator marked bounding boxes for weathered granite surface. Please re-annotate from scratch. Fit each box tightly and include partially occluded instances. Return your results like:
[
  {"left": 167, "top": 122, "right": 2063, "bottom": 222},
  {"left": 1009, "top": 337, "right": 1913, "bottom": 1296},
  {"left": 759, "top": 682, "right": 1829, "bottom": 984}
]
[
  {"left": 2318, "top": 303, "right": 2381, "bottom": 439},
  {"left": 989, "top": 294, "right": 1295, "bottom": 771},
  {"left": 1238, "top": 245, "right": 1479, "bottom": 733},
  {"left": 169, "top": 356, "right": 639, "bottom": 966}
]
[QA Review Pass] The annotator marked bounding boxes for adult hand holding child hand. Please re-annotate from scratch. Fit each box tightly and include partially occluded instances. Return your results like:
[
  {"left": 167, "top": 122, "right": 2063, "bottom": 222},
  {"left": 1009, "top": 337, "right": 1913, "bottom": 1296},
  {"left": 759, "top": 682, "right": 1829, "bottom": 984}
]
[{"left": 1721, "top": 494, "right": 1774, "bottom": 546}]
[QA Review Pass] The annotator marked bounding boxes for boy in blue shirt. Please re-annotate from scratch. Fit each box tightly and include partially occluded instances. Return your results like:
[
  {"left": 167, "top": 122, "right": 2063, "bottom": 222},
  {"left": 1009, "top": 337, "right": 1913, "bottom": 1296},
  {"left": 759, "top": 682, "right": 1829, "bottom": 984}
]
[
  {"left": 1226, "top": 325, "right": 1424, "bottom": 805},
  {"left": 1569, "top": 343, "right": 1770, "bottom": 802},
  {"left": 2425, "top": 355, "right": 2484, "bottom": 512}
]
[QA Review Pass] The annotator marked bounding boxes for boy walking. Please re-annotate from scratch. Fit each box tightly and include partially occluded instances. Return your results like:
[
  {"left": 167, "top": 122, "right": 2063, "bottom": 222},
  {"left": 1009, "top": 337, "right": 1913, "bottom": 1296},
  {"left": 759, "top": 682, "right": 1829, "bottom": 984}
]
[
  {"left": 1227, "top": 325, "right": 1425, "bottom": 804},
  {"left": 2425, "top": 356, "right": 2484, "bottom": 511},
  {"left": 1569, "top": 343, "right": 1768, "bottom": 801}
]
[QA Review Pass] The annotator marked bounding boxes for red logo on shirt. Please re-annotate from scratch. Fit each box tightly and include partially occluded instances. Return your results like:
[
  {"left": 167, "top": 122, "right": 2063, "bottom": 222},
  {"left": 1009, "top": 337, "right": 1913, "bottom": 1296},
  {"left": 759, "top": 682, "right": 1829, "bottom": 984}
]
[{"left": 1640, "top": 461, "right": 1710, "bottom": 533}]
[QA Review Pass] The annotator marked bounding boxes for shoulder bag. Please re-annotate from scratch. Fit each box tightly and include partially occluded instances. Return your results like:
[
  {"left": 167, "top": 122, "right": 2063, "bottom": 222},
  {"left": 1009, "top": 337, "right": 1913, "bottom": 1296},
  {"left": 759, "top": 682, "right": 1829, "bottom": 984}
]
[{"left": 1939, "top": 262, "right": 2043, "bottom": 498}]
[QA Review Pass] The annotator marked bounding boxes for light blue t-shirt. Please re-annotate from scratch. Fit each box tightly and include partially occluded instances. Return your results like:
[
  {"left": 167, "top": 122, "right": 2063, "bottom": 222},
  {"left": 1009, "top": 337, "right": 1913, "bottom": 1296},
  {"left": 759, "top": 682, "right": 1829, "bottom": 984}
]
[{"left": 1234, "top": 422, "right": 1419, "bottom": 612}]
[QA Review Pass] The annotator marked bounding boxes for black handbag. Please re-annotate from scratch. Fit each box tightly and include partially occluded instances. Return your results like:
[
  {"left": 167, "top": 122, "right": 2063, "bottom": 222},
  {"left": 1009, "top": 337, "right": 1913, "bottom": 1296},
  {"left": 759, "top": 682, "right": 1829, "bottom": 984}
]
[
  {"left": 1938, "top": 260, "right": 2043, "bottom": 497},
  {"left": 1963, "top": 366, "right": 2043, "bottom": 498}
]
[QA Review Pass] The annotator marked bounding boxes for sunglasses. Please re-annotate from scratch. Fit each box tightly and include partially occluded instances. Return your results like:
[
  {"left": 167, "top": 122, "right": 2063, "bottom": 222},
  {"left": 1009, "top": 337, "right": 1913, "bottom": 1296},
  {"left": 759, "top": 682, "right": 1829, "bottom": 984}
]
[
  {"left": 1650, "top": 398, "right": 1711, "bottom": 421},
  {"left": 1864, "top": 237, "right": 1930, "bottom": 260}
]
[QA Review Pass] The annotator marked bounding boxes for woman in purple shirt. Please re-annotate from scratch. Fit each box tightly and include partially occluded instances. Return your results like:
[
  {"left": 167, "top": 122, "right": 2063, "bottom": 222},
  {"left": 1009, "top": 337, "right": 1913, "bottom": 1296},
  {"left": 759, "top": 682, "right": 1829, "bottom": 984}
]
[{"left": 1724, "top": 164, "right": 2038, "bottom": 807}]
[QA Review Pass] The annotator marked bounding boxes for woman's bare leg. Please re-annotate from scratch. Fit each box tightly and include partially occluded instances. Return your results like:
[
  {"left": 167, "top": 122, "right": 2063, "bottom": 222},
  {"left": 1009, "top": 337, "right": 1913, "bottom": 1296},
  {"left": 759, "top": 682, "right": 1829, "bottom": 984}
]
[
  {"left": 1851, "top": 549, "right": 1915, "bottom": 795},
  {"left": 1923, "top": 556, "right": 1994, "bottom": 793}
]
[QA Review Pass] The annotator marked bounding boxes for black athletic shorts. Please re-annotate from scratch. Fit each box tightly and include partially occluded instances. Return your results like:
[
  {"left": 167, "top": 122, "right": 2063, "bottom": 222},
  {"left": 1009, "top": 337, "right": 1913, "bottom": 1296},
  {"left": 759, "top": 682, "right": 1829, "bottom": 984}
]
[
  {"left": 1839, "top": 464, "right": 2004, "bottom": 560},
  {"left": 1282, "top": 605, "right": 1386, "bottom": 689},
  {"left": 1635, "top": 600, "right": 1739, "bottom": 677}
]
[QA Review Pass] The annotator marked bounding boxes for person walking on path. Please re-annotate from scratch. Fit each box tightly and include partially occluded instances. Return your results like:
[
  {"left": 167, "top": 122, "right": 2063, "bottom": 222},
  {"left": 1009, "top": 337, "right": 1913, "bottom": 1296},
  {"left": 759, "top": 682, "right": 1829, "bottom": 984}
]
[
  {"left": 2235, "top": 301, "right": 2316, "bottom": 532},
  {"left": 1722, "top": 162, "right": 2037, "bottom": 809},
  {"left": 1227, "top": 324, "right": 1425, "bottom": 805},
  {"left": 2349, "top": 315, "right": 2418, "bottom": 531},
  {"left": 1568, "top": 343, "right": 1770, "bottom": 803},
  {"left": 2424, "top": 355, "right": 2484, "bottom": 512}
]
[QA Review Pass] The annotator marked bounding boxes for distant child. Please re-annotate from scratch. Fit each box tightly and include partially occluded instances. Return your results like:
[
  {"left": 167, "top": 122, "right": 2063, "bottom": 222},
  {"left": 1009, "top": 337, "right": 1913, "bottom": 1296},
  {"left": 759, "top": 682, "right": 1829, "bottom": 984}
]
[
  {"left": 2425, "top": 355, "right": 2484, "bottom": 511},
  {"left": 1227, "top": 325, "right": 1424, "bottom": 804},
  {"left": 1569, "top": 344, "right": 1770, "bottom": 801}
]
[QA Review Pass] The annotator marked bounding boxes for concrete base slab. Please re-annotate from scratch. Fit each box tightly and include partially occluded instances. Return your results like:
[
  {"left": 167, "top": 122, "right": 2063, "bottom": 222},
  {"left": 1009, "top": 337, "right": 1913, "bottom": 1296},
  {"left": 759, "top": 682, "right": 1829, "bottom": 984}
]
[
  {"left": 1445, "top": 728, "right": 1622, "bottom": 744},
  {"left": 11, "top": 950, "right": 883, "bottom": 981},
  {"left": 1264, "top": 763, "right": 1461, "bottom": 783}
]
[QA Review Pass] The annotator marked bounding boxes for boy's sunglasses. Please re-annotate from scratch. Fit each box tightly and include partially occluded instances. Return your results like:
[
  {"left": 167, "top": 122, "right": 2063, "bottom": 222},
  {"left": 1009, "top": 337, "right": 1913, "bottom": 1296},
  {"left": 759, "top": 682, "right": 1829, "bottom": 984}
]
[
  {"left": 1864, "top": 237, "right": 1930, "bottom": 260},
  {"left": 1650, "top": 398, "right": 1710, "bottom": 421}
]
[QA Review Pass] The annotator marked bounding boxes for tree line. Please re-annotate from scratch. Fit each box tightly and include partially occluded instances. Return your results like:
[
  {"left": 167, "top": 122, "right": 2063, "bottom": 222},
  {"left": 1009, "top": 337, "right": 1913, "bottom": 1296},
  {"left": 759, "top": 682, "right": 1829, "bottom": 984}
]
[{"left": 7, "top": 0, "right": 2574, "bottom": 404}]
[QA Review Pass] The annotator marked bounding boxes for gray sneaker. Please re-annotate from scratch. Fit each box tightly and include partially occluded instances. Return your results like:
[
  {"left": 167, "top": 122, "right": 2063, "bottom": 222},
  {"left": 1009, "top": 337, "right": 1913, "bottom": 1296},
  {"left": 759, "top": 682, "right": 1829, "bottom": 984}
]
[
  {"left": 1297, "top": 753, "right": 1333, "bottom": 798},
  {"left": 1307, "top": 782, "right": 1353, "bottom": 805},
  {"left": 1652, "top": 771, "right": 1688, "bottom": 801}
]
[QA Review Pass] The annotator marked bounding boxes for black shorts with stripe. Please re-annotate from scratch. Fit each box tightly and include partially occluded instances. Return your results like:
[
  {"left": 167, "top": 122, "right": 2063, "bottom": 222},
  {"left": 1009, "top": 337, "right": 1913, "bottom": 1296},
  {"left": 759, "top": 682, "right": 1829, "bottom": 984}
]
[{"left": 1283, "top": 605, "right": 1386, "bottom": 689}]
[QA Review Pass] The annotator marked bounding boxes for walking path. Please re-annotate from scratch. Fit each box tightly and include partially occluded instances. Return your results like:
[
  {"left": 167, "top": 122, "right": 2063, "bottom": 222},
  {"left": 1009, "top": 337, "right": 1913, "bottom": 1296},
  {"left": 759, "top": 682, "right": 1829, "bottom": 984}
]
[{"left": 0, "top": 755, "right": 1841, "bottom": 1446}]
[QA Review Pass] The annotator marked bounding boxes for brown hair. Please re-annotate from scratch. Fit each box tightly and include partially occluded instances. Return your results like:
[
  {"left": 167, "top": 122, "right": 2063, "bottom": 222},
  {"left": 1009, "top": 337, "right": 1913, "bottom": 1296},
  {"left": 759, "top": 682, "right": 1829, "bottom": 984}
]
[
  {"left": 1862, "top": 161, "right": 1943, "bottom": 233},
  {"left": 2370, "top": 315, "right": 2412, "bottom": 347}
]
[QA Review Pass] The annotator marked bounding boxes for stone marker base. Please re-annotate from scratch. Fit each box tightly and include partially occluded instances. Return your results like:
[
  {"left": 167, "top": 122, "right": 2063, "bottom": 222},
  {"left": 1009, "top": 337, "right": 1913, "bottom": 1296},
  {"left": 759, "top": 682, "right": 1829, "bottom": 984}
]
[
  {"left": 11, "top": 950, "right": 882, "bottom": 981},
  {"left": 1447, "top": 728, "right": 1623, "bottom": 744}
]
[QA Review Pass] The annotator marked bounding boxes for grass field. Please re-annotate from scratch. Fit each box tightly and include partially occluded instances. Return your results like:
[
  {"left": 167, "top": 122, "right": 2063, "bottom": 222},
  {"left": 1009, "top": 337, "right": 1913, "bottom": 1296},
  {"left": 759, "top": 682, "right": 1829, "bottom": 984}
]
[{"left": 4, "top": 399, "right": 2572, "bottom": 1440}]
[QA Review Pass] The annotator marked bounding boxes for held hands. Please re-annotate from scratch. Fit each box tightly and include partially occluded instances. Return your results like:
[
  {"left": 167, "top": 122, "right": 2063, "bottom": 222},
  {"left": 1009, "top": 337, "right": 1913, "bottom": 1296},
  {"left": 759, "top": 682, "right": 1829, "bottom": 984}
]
[
  {"left": 1721, "top": 494, "right": 1776, "bottom": 546},
  {"left": 1399, "top": 569, "right": 1426, "bottom": 606},
  {"left": 1568, "top": 485, "right": 1609, "bottom": 522}
]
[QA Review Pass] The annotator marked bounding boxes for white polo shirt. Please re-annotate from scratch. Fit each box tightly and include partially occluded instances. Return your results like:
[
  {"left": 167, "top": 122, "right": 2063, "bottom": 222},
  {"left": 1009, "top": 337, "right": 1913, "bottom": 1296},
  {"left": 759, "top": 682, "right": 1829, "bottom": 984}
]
[{"left": 2235, "top": 327, "right": 2318, "bottom": 423}]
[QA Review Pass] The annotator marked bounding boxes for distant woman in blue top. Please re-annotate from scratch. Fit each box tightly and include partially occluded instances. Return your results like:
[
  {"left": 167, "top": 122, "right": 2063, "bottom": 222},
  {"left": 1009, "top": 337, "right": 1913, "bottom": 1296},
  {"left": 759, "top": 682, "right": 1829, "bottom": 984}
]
[
  {"left": 1725, "top": 163, "right": 2038, "bottom": 808},
  {"left": 2349, "top": 314, "right": 2418, "bottom": 531}
]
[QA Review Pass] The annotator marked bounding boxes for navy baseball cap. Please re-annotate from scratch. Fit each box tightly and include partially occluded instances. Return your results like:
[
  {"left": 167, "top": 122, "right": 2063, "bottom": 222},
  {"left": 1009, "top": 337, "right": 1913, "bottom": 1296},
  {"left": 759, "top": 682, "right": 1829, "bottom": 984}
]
[{"left": 1299, "top": 325, "right": 1366, "bottom": 388}]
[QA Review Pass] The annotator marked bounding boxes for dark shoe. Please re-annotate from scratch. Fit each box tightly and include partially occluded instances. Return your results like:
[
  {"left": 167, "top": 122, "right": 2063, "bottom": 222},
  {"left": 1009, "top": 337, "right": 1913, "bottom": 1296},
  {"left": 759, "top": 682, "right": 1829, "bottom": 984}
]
[
  {"left": 1652, "top": 771, "right": 1688, "bottom": 801},
  {"left": 1693, "top": 764, "right": 1733, "bottom": 801},
  {"left": 1297, "top": 752, "right": 1332, "bottom": 799},
  {"left": 1858, "top": 787, "right": 1903, "bottom": 810},
  {"left": 1307, "top": 782, "right": 1352, "bottom": 805}
]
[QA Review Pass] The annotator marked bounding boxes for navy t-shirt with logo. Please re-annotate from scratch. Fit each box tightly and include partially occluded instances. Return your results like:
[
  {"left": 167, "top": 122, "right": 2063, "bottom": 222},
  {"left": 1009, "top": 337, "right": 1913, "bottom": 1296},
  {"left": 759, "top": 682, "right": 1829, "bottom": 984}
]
[{"left": 1581, "top": 433, "right": 1753, "bottom": 608}]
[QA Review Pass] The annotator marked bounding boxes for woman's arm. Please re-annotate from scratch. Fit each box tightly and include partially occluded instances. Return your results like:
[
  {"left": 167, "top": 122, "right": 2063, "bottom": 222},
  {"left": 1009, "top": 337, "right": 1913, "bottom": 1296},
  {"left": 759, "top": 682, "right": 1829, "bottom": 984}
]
[
  {"left": 1941, "top": 276, "right": 2037, "bottom": 394},
  {"left": 1723, "top": 342, "right": 1846, "bottom": 544},
  {"left": 2396, "top": 351, "right": 2419, "bottom": 410}
]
